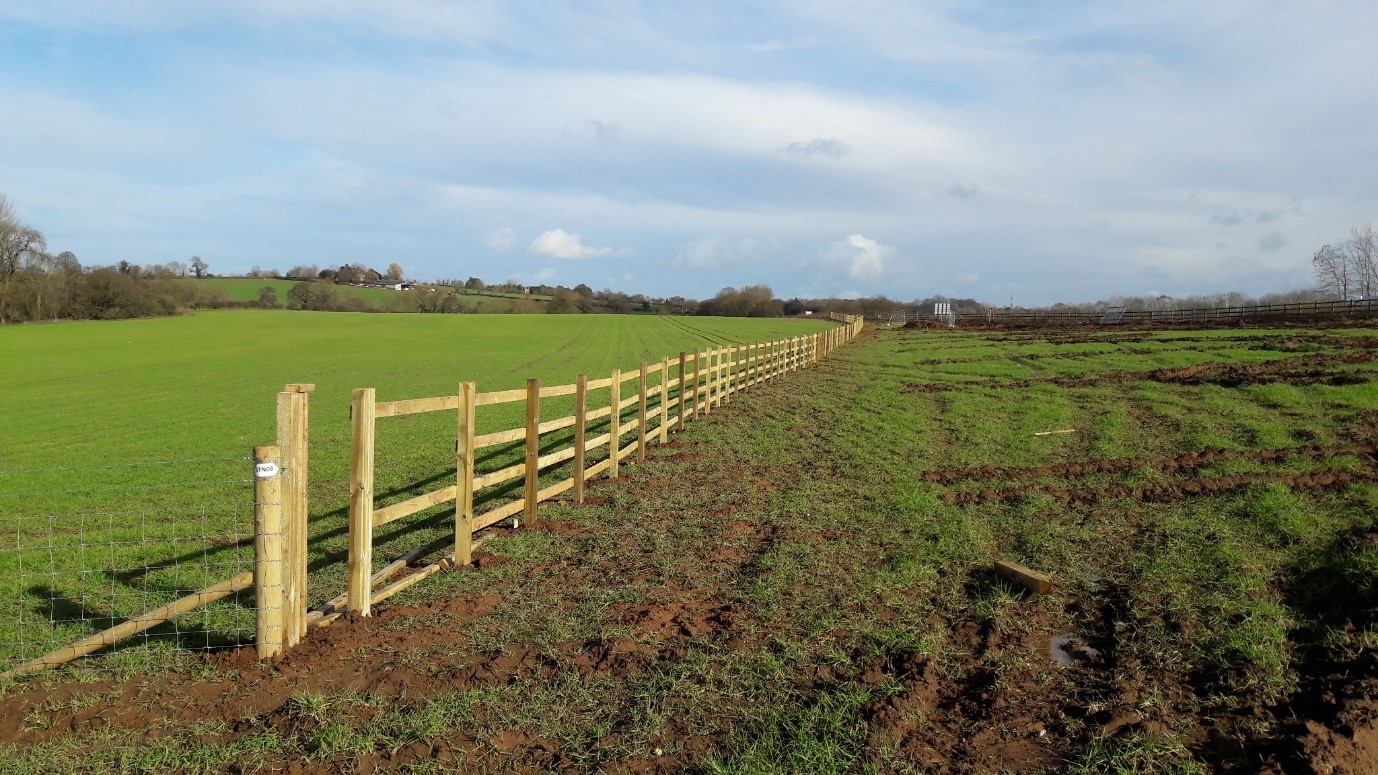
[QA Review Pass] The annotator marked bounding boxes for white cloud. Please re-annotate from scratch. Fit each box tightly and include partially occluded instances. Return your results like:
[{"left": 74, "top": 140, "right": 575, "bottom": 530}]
[
  {"left": 483, "top": 227, "right": 516, "bottom": 251},
  {"left": 527, "top": 228, "right": 615, "bottom": 259},
  {"left": 822, "top": 234, "right": 893, "bottom": 281},
  {"left": 533, "top": 267, "right": 558, "bottom": 282}
]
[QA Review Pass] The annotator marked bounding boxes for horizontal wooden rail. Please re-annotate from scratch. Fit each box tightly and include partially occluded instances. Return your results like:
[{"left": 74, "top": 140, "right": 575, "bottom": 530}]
[
  {"left": 474, "top": 427, "right": 526, "bottom": 449},
  {"left": 374, "top": 485, "right": 459, "bottom": 528},
  {"left": 476, "top": 388, "right": 527, "bottom": 406},
  {"left": 376, "top": 395, "right": 459, "bottom": 418}
]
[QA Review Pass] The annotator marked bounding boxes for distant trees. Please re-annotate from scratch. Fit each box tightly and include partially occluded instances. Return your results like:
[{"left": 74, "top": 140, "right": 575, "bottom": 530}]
[
  {"left": 386, "top": 262, "right": 405, "bottom": 283},
  {"left": 1313, "top": 225, "right": 1377, "bottom": 300},
  {"left": 285, "top": 281, "right": 341, "bottom": 311},
  {"left": 190, "top": 256, "right": 209, "bottom": 278},
  {"left": 696, "top": 285, "right": 781, "bottom": 317}
]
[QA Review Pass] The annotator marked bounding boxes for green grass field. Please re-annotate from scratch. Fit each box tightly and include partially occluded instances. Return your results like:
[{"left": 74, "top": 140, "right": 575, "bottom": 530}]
[
  {"left": 0, "top": 311, "right": 834, "bottom": 671},
  {"left": 5, "top": 322, "right": 1377, "bottom": 772}
]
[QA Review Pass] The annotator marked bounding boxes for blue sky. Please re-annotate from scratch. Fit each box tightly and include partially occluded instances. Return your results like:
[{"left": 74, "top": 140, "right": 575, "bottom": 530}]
[{"left": 1, "top": 2, "right": 1375, "bottom": 305}]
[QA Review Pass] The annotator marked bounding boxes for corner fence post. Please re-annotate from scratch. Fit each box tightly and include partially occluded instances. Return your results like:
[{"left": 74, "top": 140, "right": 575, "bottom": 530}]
[
  {"left": 254, "top": 444, "right": 285, "bottom": 660},
  {"left": 524, "top": 378, "right": 540, "bottom": 520},
  {"left": 275, "top": 384, "right": 313, "bottom": 649},
  {"left": 456, "top": 381, "right": 476, "bottom": 566},
  {"left": 574, "top": 374, "right": 588, "bottom": 502},
  {"left": 347, "top": 388, "right": 375, "bottom": 616}
]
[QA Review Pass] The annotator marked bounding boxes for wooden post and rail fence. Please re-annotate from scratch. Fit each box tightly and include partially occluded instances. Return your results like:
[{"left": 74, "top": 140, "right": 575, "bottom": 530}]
[{"left": 2, "top": 315, "right": 863, "bottom": 678}]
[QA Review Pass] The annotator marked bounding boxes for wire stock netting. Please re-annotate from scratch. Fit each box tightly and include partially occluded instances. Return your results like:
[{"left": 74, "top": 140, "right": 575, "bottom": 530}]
[{"left": 0, "top": 455, "right": 261, "bottom": 675}]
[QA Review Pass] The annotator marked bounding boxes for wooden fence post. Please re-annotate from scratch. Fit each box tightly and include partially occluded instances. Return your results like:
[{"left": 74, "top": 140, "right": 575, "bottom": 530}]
[
  {"left": 724, "top": 346, "right": 734, "bottom": 402},
  {"left": 658, "top": 356, "right": 670, "bottom": 444},
  {"left": 524, "top": 378, "right": 540, "bottom": 520},
  {"left": 456, "top": 381, "right": 476, "bottom": 566},
  {"left": 687, "top": 354, "right": 698, "bottom": 422},
  {"left": 347, "top": 388, "right": 375, "bottom": 616},
  {"left": 677, "top": 353, "right": 687, "bottom": 431},
  {"left": 706, "top": 348, "right": 715, "bottom": 412},
  {"left": 638, "top": 362, "right": 648, "bottom": 463},
  {"left": 574, "top": 374, "right": 588, "bottom": 503},
  {"left": 275, "top": 383, "right": 312, "bottom": 648},
  {"left": 610, "top": 368, "right": 621, "bottom": 478},
  {"left": 254, "top": 444, "right": 285, "bottom": 660}
]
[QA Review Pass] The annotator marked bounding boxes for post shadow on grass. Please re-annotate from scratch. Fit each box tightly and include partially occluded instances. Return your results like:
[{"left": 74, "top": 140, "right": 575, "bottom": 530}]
[{"left": 23, "top": 583, "right": 251, "bottom": 656}]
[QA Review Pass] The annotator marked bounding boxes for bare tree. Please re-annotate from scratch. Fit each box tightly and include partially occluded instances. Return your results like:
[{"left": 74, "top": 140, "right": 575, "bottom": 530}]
[
  {"left": 0, "top": 194, "right": 49, "bottom": 323},
  {"left": 190, "top": 256, "right": 209, "bottom": 278},
  {"left": 386, "top": 262, "right": 404, "bottom": 283},
  {"left": 1347, "top": 225, "right": 1378, "bottom": 299},
  {"left": 1313, "top": 225, "right": 1377, "bottom": 300},
  {"left": 1313, "top": 243, "right": 1350, "bottom": 300}
]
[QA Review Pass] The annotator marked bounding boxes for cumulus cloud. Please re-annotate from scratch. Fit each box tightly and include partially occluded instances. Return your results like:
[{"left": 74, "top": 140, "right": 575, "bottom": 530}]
[
  {"left": 673, "top": 235, "right": 767, "bottom": 270},
  {"left": 484, "top": 226, "right": 516, "bottom": 251},
  {"left": 527, "top": 228, "right": 615, "bottom": 259},
  {"left": 821, "top": 234, "right": 892, "bottom": 281},
  {"left": 780, "top": 137, "right": 851, "bottom": 159}
]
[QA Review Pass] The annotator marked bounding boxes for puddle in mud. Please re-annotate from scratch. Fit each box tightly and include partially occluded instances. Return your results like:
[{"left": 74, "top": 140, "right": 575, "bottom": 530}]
[{"left": 1049, "top": 633, "right": 1100, "bottom": 665}]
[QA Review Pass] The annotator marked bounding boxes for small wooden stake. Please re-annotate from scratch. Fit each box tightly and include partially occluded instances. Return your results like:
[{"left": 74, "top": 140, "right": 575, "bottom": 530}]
[{"left": 994, "top": 560, "right": 1053, "bottom": 595}]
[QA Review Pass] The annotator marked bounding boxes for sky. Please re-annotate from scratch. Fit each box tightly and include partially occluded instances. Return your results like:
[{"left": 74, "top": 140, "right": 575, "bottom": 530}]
[{"left": 1, "top": 2, "right": 1375, "bottom": 306}]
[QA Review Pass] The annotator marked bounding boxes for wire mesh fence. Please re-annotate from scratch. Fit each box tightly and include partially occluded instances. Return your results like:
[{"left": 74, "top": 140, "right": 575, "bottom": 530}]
[{"left": 0, "top": 455, "right": 260, "bottom": 675}]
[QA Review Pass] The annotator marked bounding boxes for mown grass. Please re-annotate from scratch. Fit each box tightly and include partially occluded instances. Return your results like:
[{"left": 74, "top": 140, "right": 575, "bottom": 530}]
[{"left": 0, "top": 311, "right": 832, "bottom": 671}]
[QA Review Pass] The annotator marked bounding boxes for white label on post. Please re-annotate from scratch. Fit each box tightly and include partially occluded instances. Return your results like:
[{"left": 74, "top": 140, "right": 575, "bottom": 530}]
[{"left": 255, "top": 462, "right": 280, "bottom": 478}]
